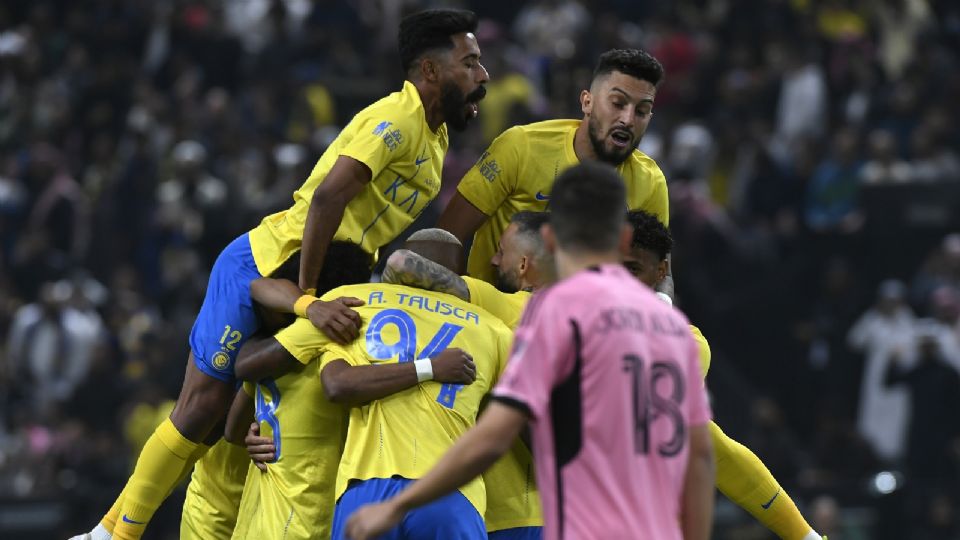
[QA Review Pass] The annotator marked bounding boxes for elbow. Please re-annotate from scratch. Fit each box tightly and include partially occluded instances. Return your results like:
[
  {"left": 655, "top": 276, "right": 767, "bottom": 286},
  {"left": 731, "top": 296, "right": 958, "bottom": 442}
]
[{"left": 322, "top": 375, "right": 356, "bottom": 405}]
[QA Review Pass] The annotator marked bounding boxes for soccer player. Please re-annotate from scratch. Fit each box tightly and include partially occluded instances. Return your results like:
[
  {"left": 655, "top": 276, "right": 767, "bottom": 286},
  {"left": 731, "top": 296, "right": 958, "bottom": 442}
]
[
  {"left": 345, "top": 162, "right": 715, "bottom": 540},
  {"left": 623, "top": 211, "right": 824, "bottom": 540},
  {"left": 77, "top": 9, "right": 489, "bottom": 540},
  {"left": 437, "top": 48, "right": 669, "bottom": 287},
  {"left": 234, "top": 229, "right": 514, "bottom": 539}
]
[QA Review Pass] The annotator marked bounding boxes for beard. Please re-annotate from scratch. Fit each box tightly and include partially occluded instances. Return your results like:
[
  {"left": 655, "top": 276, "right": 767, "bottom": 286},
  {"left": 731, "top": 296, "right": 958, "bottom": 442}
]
[
  {"left": 494, "top": 267, "right": 520, "bottom": 294},
  {"left": 441, "top": 81, "right": 485, "bottom": 132},
  {"left": 587, "top": 114, "right": 636, "bottom": 165}
]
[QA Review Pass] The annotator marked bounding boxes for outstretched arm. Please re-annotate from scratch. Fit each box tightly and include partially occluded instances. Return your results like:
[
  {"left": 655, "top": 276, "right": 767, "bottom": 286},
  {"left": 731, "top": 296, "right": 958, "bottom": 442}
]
[
  {"left": 344, "top": 402, "right": 526, "bottom": 540},
  {"left": 235, "top": 336, "right": 301, "bottom": 382},
  {"left": 381, "top": 249, "right": 470, "bottom": 301},
  {"left": 436, "top": 192, "right": 489, "bottom": 246}
]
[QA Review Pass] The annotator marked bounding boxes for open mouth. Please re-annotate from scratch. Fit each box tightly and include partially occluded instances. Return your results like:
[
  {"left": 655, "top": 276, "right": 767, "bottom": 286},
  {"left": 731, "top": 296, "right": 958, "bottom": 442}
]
[
  {"left": 610, "top": 129, "right": 632, "bottom": 148},
  {"left": 466, "top": 102, "right": 479, "bottom": 118}
]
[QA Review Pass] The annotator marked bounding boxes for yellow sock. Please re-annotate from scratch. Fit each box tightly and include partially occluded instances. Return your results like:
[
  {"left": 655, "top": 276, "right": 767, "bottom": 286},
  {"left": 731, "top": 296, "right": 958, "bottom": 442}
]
[
  {"left": 112, "top": 418, "right": 201, "bottom": 540},
  {"left": 711, "top": 422, "right": 813, "bottom": 540}
]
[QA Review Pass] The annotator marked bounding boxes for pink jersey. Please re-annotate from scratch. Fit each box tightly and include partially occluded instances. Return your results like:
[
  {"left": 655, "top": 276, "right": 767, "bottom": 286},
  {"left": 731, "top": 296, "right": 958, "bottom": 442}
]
[{"left": 492, "top": 264, "right": 711, "bottom": 540}]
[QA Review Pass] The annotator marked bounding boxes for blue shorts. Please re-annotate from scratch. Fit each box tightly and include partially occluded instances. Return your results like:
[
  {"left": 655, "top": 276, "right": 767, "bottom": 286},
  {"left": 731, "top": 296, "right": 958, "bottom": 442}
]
[
  {"left": 189, "top": 233, "right": 263, "bottom": 383},
  {"left": 488, "top": 527, "right": 542, "bottom": 540},
  {"left": 331, "top": 478, "right": 486, "bottom": 540}
]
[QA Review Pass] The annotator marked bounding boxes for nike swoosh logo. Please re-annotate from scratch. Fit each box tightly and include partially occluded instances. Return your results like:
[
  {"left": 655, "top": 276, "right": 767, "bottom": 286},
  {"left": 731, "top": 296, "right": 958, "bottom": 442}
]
[
  {"left": 415, "top": 155, "right": 430, "bottom": 166},
  {"left": 122, "top": 515, "right": 147, "bottom": 525},
  {"left": 535, "top": 191, "right": 550, "bottom": 201},
  {"left": 761, "top": 489, "right": 781, "bottom": 510}
]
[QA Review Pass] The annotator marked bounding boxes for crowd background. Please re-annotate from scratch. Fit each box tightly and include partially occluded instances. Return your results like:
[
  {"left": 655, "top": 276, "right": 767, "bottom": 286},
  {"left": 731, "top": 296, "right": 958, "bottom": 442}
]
[{"left": 1, "top": 0, "right": 959, "bottom": 538}]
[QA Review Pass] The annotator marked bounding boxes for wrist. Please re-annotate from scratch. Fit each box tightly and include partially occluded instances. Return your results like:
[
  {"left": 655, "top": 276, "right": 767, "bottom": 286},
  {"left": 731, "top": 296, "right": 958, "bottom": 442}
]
[
  {"left": 294, "top": 295, "right": 320, "bottom": 318},
  {"left": 656, "top": 292, "right": 673, "bottom": 306},
  {"left": 414, "top": 359, "right": 434, "bottom": 382}
]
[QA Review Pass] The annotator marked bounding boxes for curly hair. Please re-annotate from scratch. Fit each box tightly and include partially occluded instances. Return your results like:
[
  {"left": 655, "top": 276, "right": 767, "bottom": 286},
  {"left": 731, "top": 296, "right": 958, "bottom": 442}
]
[
  {"left": 626, "top": 210, "right": 672, "bottom": 260},
  {"left": 593, "top": 49, "right": 665, "bottom": 87}
]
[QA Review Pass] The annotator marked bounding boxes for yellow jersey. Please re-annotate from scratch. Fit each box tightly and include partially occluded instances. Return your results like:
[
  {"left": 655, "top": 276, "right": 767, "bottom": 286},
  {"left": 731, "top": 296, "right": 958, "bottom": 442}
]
[
  {"left": 275, "top": 283, "right": 513, "bottom": 517},
  {"left": 463, "top": 277, "right": 540, "bottom": 531},
  {"left": 457, "top": 119, "right": 669, "bottom": 283},
  {"left": 230, "top": 365, "right": 346, "bottom": 540},
  {"left": 690, "top": 324, "right": 712, "bottom": 377},
  {"left": 180, "top": 439, "right": 249, "bottom": 540},
  {"left": 248, "top": 81, "right": 448, "bottom": 276}
]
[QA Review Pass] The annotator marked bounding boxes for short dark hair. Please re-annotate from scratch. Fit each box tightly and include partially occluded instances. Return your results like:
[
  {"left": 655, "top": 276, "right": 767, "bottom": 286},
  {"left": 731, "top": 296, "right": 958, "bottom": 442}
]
[
  {"left": 549, "top": 162, "right": 626, "bottom": 252},
  {"left": 399, "top": 9, "right": 478, "bottom": 75},
  {"left": 510, "top": 211, "right": 551, "bottom": 237},
  {"left": 626, "top": 210, "right": 673, "bottom": 260},
  {"left": 271, "top": 242, "right": 371, "bottom": 294},
  {"left": 593, "top": 49, "right": 664, "bottom": 87}
]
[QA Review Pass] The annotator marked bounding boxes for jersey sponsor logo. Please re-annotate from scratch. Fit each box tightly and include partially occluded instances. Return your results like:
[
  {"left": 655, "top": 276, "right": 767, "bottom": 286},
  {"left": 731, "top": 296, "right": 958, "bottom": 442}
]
[
  {"left": 534, "top": 191, "right": 550, "bottom": 201},
  {"left": 122, "top": 515, "right": 147, "bottom": 525},
  {"left": 761, "top": 489, "right": 781, "bottom": 510},
  {"left": 373, "top": 120, "right": 403, "bottom": 151},
  {"left": 476, "top": 151, "right": 502, "bottom": 182},
  {"left": 212, "top": 351, "right": 231, "bottom": 370}
]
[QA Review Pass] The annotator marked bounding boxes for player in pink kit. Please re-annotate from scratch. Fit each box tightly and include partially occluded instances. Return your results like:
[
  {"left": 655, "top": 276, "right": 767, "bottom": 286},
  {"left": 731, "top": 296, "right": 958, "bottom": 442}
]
[{"left": 344, "top": 161, "right": 715, "bottom": 540}]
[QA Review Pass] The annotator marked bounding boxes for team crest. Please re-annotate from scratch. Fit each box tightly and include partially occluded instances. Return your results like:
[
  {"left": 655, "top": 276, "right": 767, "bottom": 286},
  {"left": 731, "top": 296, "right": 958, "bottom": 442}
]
[{"left": 212, "top": 351, "right": 231, "bottom": 370}]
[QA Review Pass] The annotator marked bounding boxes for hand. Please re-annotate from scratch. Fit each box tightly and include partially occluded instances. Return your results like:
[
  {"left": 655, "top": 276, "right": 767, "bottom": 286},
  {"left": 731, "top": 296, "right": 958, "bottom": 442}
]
[
  {"left": 306, "top": 297, "right": 364, "bottom": 344},
  {"left": 430, "top": 348, "right": 476, "bottom": 384},
  {"left": 245, "top": 422, "right": 276, "bottom": 471},
  {"left": 345, "top": 501, "right": 405, "bottom": 540}
]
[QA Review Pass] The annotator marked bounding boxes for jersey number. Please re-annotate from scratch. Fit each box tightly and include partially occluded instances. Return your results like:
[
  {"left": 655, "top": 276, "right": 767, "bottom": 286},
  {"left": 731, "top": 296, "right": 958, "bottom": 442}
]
[
  {"left": 255, "top": 379, "right": 282, "bottom": 462},
  {"left": 220, "top": 325, "right": 242, "bottom": 351},
  {"left": 622, "top": 355, "right": 686, "bottom": 457},
  {"left": 365, "top": 309, "right": 465, "bottom": 409}
]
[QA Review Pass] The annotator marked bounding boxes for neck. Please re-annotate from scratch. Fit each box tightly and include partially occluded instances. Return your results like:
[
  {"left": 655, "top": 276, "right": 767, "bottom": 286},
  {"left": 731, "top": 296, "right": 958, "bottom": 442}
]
[
  {"left": 573, "top": 118, "right": 598, "bottom": 162},
  {"left": 554, "top": 248, "right": 620, "bottom": 280},
  {"left": 413, "top": 80, "right": 445, "bottom": 132},
  {"left": 523, "top": 265, "right": 556, "bottom": 291}
]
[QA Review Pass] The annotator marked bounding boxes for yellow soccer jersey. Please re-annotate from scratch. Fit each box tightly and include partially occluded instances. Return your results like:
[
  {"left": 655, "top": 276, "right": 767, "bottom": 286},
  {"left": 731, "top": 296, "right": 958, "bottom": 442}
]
[
  {"left": 248, "top": 81, "right": 448, "bottom": 276},
  {"left": 275, "top": 283, "right": 514, "bottom": 517},
  {"left": 180, "top": 438, "right": 249, "bottom": 540},
  {"left": 230, "top": 364, "right": 346, "bottom": 540},
  {"left": 690, "top": 324, "right": 712, "bottom": 378},
  {"left": 461, "top": 278, "right": 541, "bottom": 531},
  {"left": 458, "top": 119, "right": 669, "bottom": 283}
]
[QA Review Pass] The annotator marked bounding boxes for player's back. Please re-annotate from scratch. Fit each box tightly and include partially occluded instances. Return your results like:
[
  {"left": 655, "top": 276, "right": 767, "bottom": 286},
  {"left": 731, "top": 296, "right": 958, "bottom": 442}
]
[
  {"left": 499, "top": 265, "right": 710, "bottom": 540},
  {"left": 319, "top": 283, "right": 514, "bottom": 516}
]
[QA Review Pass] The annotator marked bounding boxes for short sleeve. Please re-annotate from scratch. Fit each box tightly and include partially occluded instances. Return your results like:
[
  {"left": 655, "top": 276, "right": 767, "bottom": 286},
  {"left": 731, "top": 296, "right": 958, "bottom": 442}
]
[
  {"left": 688, "top": 325, "right": 711, "bottom": 378},
  {"left": 638, "top": 163, "right": 669, "bottom": 226},
  {"left": 457, "top": 128, "right": 522, "bottom": 216},
  {"left": 492, "top": 292, "right": 573, "bottom": 420},
  {"left": 684, "top": 332, "right": 712, "bottom": 427},
  {"left": 464, "top": 276, "right": 529, "bottom": 330},
  {"left": 339, "top": 113, "right": 414, "bottom": 180},
  {"left": 319, "top": 343, "right": 359, "bottom": 368},
  {"left": 274, "top": 318, "right": 332, "bottom": 365}
]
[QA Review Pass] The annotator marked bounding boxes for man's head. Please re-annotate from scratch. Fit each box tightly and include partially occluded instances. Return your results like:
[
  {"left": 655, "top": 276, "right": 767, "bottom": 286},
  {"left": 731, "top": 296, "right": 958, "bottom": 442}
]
[
  {"left": 543, "top": 162, "right": 629, "bottom": 258},
  {"left": 623, "top": 210, "right": 672, "bottom": 288},
  {"left": 273, "top": 242, "right": 372, "bottom": 295},
  {"left": 581, "top": 49, "right": 664, "bottom": 165},
  {"left": 491, "top": 211, "right": 552, "bottom": 293},
  {"left": 399, "top": 9, "right": 488, "bottom": 132},
  {"left": 404, "top": 228, "right": 464, "bottom": 274}
]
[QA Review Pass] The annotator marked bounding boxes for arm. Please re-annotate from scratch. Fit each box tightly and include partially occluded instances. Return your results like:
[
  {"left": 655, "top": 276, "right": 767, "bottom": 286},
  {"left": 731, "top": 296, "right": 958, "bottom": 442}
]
[
  {"left": 436, "top": 192, "right": 490, "bottom": 246},
  {"left": 299, "top": 155, "right": 371, "bottom": 291},
  {"left": 344, "top": 402, "right": 527, "bottom": 540},
  {"left": 321, "top": 348, "right": 476, "bottom": 406},
  {"left": 381, "top": 249, "right": 470, "bottom": 301},
  {"left": 251, "top": 278, "right": 364, "bottom": 344},
  {"left": 224, "top": 389, "right": 255, "bottom": 445},
  {"left": 235, "top": 336, "right": 301, "bottom": 382},
  {"left": 681, "top": 423, "right": 715, "bottom": 540}
]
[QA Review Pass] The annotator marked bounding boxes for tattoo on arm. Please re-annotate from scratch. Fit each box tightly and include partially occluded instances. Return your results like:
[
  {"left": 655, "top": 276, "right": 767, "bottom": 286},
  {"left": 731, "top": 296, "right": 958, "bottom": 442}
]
[{"left": 382, "top": 250, "right": 470, "bottom": 301}]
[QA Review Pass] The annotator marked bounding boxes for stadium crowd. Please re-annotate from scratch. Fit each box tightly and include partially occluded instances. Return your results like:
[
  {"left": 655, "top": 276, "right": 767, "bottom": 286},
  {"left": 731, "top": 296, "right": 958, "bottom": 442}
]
[{"left": 0, "top": 0, "right": 959, "bottom": 538}]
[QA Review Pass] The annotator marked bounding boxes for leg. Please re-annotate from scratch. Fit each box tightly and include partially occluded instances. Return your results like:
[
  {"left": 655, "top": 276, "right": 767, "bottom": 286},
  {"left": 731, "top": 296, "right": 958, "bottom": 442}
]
[
  {"left": 401, "top": 483, "right": 486, "bottom": 539},
  {"left": 111, "top": 359, "right": 235, "bottom": 540},
  {"left": 711, "top": 421, "right": 818, "bottom": 540}
]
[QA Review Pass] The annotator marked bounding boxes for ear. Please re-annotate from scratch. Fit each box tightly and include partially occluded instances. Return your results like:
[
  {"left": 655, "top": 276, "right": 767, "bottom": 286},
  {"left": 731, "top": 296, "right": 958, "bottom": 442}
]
[
  {"left": 518, "top": 255, "right": 529, "bottom": 276},
  {"left": 657, "top": 259, "right": 668, "bottom": 283},
  {"left": 421, "top": 56, "right": 441, "bottom": 83},
  {"left": 580, "top": 89, "right": 592, "bottom": 115},
  {"left": 618, "top": 223, "right": 633, "bottom": 257},
  {"left": 541, "top": 224, "right": 557, "bottom": 255}
]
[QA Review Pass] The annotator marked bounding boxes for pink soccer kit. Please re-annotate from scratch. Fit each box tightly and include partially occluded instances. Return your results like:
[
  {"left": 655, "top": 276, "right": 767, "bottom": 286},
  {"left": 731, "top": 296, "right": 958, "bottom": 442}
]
[{"left": 492, "top": 264, "right": 712, "bottom": 540}]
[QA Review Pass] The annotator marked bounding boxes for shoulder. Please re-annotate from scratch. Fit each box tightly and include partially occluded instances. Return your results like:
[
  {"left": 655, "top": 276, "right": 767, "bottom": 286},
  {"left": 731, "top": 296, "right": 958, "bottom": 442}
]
[{"left": 624, "top": 149, "right": 667, "bottom": 183}]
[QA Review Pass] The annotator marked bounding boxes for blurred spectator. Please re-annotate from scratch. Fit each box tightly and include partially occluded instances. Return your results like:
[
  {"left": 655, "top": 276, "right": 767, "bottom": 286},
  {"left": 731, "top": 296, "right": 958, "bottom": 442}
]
[
  {"left": 848, "top": 279, "right": 916, "bottom": 463},
  {"left": 911, "top": 233, "right": 960, "bottom": 311},
  {"left": 804, "top": 128, "right": 864, "bottom": 232},
  {"left": 860, "top": 129, "right": 912, "bottom": 184}
]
